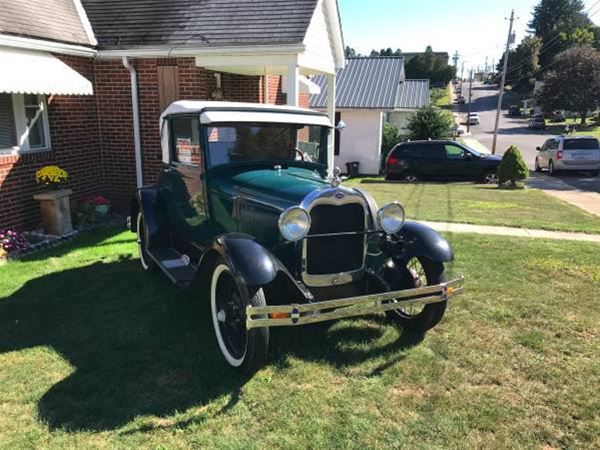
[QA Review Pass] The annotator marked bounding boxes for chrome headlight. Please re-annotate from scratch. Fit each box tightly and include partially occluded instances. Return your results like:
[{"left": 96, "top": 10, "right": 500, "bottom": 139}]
[
  {"left": 278, "top": 206, "right": 311, "bottom": 241},
  {"left": 377, "top": 202, "right": 405, "bottom": 234}
]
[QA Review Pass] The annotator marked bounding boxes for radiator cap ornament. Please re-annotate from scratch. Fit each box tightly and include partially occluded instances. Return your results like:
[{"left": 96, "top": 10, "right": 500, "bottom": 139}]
[{"left": 330, "top": 167, "right": 342, "bottom": 187}]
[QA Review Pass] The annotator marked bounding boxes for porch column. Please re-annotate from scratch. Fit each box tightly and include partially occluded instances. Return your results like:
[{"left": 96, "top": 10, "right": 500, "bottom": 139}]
[
  {"left": 326, "top": 72, "right": 336, "bottom": 176},
  {"left": 287, "top": 64, "right": 299, "bottom": 106}
]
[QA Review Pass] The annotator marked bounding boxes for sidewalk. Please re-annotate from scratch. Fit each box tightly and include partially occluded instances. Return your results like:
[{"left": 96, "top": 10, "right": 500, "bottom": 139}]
[
  {"left": 526, "top": 175, "right": 600, "bottom": 217},
  {"left": 418, "top": 220, "right": 600, "bottom": 243}
]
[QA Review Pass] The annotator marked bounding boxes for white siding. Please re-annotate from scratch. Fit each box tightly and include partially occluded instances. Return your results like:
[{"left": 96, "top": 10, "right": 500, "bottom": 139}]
[
  {"left": 387, "top": 110, "right": 414, "bottom": 130},
  {"left": 335, "top": 110, "right": 383, "bottom": 175},
  {"left": 299, "top": 0, "right": 336, "bottom": 74}
]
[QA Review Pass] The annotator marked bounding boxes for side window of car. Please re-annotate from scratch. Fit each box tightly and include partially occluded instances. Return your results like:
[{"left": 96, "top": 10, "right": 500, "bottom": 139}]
[
  {"left": 444, "top": 144, "right": 464, "bottom": 159},
  {"left": 394, "top": 146, "right": 413, "bottom": 159},
  {"left": 419, "top": 144, "right": 445, "bottom": 159},
  {"left": 171, "top": 116, "right": 202, "bottom": 165}
]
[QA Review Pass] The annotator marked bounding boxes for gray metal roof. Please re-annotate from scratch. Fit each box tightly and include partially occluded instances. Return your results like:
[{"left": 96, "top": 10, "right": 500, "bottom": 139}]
[
  {"left": 311, "top": 57, "right": 405, "bottom": 109},
  {"left": 396, "top": 79, "right": 430, "bottom": 109},
  {"left": 82, "top": 0, "right": 319, "bottom": 49},
  {"left": 0, "top": 0, "right": 91, "bottom": 46}
]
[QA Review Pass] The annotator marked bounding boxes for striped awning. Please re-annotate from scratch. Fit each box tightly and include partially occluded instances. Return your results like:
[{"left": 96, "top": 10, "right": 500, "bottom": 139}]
[{"left": 0, "top": 47, "right": 93, "bottom": 96}]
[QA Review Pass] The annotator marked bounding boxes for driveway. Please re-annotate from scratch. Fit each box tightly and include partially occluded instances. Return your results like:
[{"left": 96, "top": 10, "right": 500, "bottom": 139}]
[{"left": 455, "top": 81, "right": 600, "bottom": 198}]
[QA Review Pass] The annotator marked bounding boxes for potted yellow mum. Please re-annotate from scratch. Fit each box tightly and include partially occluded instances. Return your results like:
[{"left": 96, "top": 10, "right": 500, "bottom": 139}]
[{"left": 33, "top": 165, "right": 73, "bottom": 236}]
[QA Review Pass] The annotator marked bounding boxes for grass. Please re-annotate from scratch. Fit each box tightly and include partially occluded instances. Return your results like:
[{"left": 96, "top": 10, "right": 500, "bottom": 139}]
[
  {"left": 346, "top": 180, "right": 600, "bottom": 234},
  {"left": 0, "top": 226, "right": 599, "bottom": 448},
  {"left": 432, "top": 86, "right": 452, "bottom": 110},
  {"left": 545, "top": 117, "right": 600, "bottom": 138}
]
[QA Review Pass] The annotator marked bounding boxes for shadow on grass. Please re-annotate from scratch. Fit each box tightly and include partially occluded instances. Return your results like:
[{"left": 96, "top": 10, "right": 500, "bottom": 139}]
[{"left": 0, "top": 240, "right": 423, "bottom": 432}]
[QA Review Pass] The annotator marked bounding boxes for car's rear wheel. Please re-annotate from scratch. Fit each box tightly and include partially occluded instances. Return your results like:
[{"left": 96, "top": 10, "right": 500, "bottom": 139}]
[
  {"left": 549, "top": 160, "right": 558, "bottom": 176},
  {"left": 136, "top": 212, "right": 156, "bottom": 272},
  {"left": 210, "top": 258, "right": 269, "bottom": 375},
  {"left": 402, "top": 173, "right": 419, "bottom": 183},
  {"left": 385, "top": 257, "right": 447, "bottom": 333},
  {"left": 534, "top": 157, "right": 542, "bottom": 172}
]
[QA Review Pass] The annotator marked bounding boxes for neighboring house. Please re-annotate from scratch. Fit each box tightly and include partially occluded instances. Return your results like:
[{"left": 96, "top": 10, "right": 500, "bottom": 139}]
[
  {"left": 387, "top": 79, "right": 430, "bottom": 129},
  {"left": 311, "top": 57, "right": 429, "bottom": 175},
  {"left": 0, "top": 0, "right": 344, "bottom": 230}
]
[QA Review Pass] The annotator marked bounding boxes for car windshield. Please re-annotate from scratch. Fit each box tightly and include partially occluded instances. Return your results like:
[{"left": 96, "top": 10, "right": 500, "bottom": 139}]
[
  {"left": 564, "top": 138, "right": 599, "bottom": 150},
  {"left": 465, "top": 146, "right": 481, "bottom": 157},
  {"left": 206, "top": 124, "right": 328, "bottom": 167}
]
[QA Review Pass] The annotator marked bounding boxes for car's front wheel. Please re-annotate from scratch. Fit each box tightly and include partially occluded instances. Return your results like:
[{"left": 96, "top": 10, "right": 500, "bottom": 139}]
[
  {"left": 210, "top": 258, "right": 269, "bottom": 375},
  {"left": 481, "top": 171, "right": 499, "bottom": 184},
  {"left": 534, "top": 157, "right": 542, "bottom": 172},
  {"left": 385, "top": 257, "right": 447, "bottom": 333},
  {"left": 549, "top": 160, "right": 558, "bottom": 176}
]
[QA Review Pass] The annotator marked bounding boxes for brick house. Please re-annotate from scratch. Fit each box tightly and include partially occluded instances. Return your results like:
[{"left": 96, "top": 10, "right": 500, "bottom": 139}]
[{"left": 0, "top": 0, "right": 344, "bottom": 230}]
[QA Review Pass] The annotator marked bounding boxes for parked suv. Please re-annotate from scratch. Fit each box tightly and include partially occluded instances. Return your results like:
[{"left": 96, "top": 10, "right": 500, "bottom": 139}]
[
  {"left": 385, "top": 140, "right": 501, "bottom": 183},
  {"left": 535, "top": 135, "right": 600, "bottom": 176}
]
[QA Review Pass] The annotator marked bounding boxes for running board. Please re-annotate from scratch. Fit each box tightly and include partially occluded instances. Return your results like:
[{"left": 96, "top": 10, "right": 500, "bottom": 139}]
[{"left": 148, "top": 247, "right": 196, "bottom": 287}]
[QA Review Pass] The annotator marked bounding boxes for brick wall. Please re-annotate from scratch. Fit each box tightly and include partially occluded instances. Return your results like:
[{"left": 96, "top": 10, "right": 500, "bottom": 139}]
[
  {"left": 0, "top": 54, "right": 294, "bottom": 230},
  {"left": 0, "top": 55, "right": 103, "bottom": 231},
  {"left": 95, "top": 57, "right": 263, "bottom": 211}
]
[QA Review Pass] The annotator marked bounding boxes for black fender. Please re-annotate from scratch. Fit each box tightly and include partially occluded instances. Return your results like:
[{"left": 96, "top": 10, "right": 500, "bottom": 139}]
[
  {"left": 391, "top": 221, "right": 453, "bottom": 263},
  {"left": 132, "top": 188, "right": 167, "bottom": 247},
  {"left": 203, "top": 234, "right": 306, "bottom": 293},
  {"left": 202, "top": 234, "right": 312, "bottom": 303}
]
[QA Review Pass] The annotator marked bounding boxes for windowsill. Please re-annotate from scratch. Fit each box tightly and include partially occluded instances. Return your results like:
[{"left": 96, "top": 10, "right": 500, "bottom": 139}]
[{"left": 0, "top": 146, "right": 52, "bottom": 156}]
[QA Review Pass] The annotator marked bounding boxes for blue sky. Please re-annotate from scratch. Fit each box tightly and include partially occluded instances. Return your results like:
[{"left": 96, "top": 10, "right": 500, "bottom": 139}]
[{"left": 339, "top": 0, "right": 600, "bottom": 70}]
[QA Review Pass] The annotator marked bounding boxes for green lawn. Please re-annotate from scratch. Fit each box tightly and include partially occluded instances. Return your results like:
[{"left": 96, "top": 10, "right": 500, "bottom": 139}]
[
  {"left": 347, "top": 180, "right": 600, "bottom": 234},
  {"left": 0, "top": 227, "right": 599, "bottom": 448},
  {"left": 546, "top": 117, "right": 600, "bottom": 138},
  {"left": 432, "top": 86, "right": 452, "bottom": 110}
]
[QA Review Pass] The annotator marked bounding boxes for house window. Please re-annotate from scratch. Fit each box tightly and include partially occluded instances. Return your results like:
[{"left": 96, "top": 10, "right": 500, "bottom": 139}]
[{"left": 0, "top": 93, "right": 51, "bottom": 152}]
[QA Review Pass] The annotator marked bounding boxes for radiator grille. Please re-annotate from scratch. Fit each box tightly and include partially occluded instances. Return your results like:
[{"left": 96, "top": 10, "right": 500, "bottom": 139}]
[{"left": 306, "top": 203, "right": 365, "bottom": 275}]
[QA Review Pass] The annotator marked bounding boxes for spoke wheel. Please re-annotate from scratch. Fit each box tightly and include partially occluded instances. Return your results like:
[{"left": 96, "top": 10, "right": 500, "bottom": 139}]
[
  {"left": 395, "top": 258, "right": 427, "bottom": 317},
  {"left": 209, "top": 259, "right": 269, "bottom": 375},
  {"left": 384, "top": 256, "right": 448, "bottom": 333}
]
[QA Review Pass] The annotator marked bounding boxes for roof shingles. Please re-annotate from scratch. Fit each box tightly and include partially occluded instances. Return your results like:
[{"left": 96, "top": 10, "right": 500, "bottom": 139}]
[{"left": 82, "top": 0, "right": 319, "bottom": 48}]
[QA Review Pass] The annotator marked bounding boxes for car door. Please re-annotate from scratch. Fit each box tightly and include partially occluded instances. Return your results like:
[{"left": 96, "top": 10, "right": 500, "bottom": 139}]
[
  {"left": 538, "top": 139, "right": 553, "bottom": 167},
  {"left": 160, "top": 115, "right": 212, "bottom": 254},
  {"left": 443, "top": 143, "right": 479, "bottom": 179},
  {"left": 416, "top": 144, "right": 446, "bottom": 178}
]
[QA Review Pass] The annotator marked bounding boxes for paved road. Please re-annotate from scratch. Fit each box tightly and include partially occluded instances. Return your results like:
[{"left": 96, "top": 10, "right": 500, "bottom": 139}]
[{"left": 455, "top": 81, "right": 600, "bottom": 194}]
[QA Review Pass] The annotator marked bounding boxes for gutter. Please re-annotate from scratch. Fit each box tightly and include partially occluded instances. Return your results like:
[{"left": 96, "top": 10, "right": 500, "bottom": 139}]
[{"left": 122, "top": 56, "right": 143, "bottom": 188}]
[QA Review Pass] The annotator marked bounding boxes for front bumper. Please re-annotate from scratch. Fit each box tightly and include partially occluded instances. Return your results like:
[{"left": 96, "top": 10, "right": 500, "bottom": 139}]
[{"left": 246, "top": 276, "right": 464, "bottom": 329}]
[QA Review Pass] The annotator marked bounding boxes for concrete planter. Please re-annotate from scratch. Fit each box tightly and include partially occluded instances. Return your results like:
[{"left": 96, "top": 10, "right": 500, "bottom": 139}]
[{"left": 33, "top": 189, "right": 74, "bottom": 236}]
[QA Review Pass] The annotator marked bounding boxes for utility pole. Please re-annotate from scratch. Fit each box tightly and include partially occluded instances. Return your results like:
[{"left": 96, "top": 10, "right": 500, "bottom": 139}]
[
  {"left": 458, "top": 61, "right": 465, "bottom": 116},
  {"left": 492, "top": 9, "right": 515, "bottom": 154},
  {"left": 452, "top": 51, "right": 459, "bottom": 68},
  {"left": 467, "top": 68, "right": 473, "bottom": 133},
  {"left": 485, "top": 56, "right": 489, "bottom": 74}
]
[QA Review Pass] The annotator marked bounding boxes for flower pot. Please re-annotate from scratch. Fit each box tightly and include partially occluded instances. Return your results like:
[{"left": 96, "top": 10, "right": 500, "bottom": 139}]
[
  {"left": 95, "top": 204, "right": 109, "bottom": 216},
  {"left": 33, "top": 189, "right": 73, "bottom": 236}
]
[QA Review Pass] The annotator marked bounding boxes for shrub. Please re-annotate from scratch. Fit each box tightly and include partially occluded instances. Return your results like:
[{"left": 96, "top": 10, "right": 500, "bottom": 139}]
[
  {"left": 407, "top": 106, "right": 453, "bottom": 140},
  {"left": 497, "top": 145, "right": 529, "bottom": 187}
]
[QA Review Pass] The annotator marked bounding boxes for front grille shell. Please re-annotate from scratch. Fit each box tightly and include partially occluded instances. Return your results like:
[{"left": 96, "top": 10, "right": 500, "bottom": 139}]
[{"left": 300, "top": 186, "right": 368, "bottom": 287}]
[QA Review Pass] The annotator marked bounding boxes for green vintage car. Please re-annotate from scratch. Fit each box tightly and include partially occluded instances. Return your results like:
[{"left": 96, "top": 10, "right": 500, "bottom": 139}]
[{"left": 130, "top": 101, "right": 463, "bottom": 374}]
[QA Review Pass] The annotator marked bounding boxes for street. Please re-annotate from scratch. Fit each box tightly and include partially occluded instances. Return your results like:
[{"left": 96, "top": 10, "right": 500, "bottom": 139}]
[{"left": 456, "top": 81, "right": 600, "bottom": 194}]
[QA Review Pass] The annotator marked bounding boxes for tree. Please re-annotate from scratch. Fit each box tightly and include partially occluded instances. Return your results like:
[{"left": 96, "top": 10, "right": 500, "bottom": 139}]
[
  {"left": 406, "top": 106, "right": 452, "bottom": 140},
  {"left": 497, "top": 146, "right": 529, "bottom": 187},
  {"left": 535, "top": 46, "right": 600, "bottom": 124},
  {"left": 405, "top": 46, "right": 456, "bottom": 84},
  {"left": 369, "top": 48, "right": 402, "bottom": 57},
  {"left": 345, "top": 46, "right": 362, "bottom": 58},
  {"left": 528, "top": 0, "right": 593, "bottom": 67},
  {"left": 500, "top": 36, "right": 542, "bottom": 93},
  {"left": 381, "top": 122, "right": 400, "bottom": 158}
]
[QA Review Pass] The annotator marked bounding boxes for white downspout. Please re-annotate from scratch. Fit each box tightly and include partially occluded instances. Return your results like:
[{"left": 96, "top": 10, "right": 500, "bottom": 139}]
[{"left": 122, "top": 56, "right": 143, "bottom": 188}]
